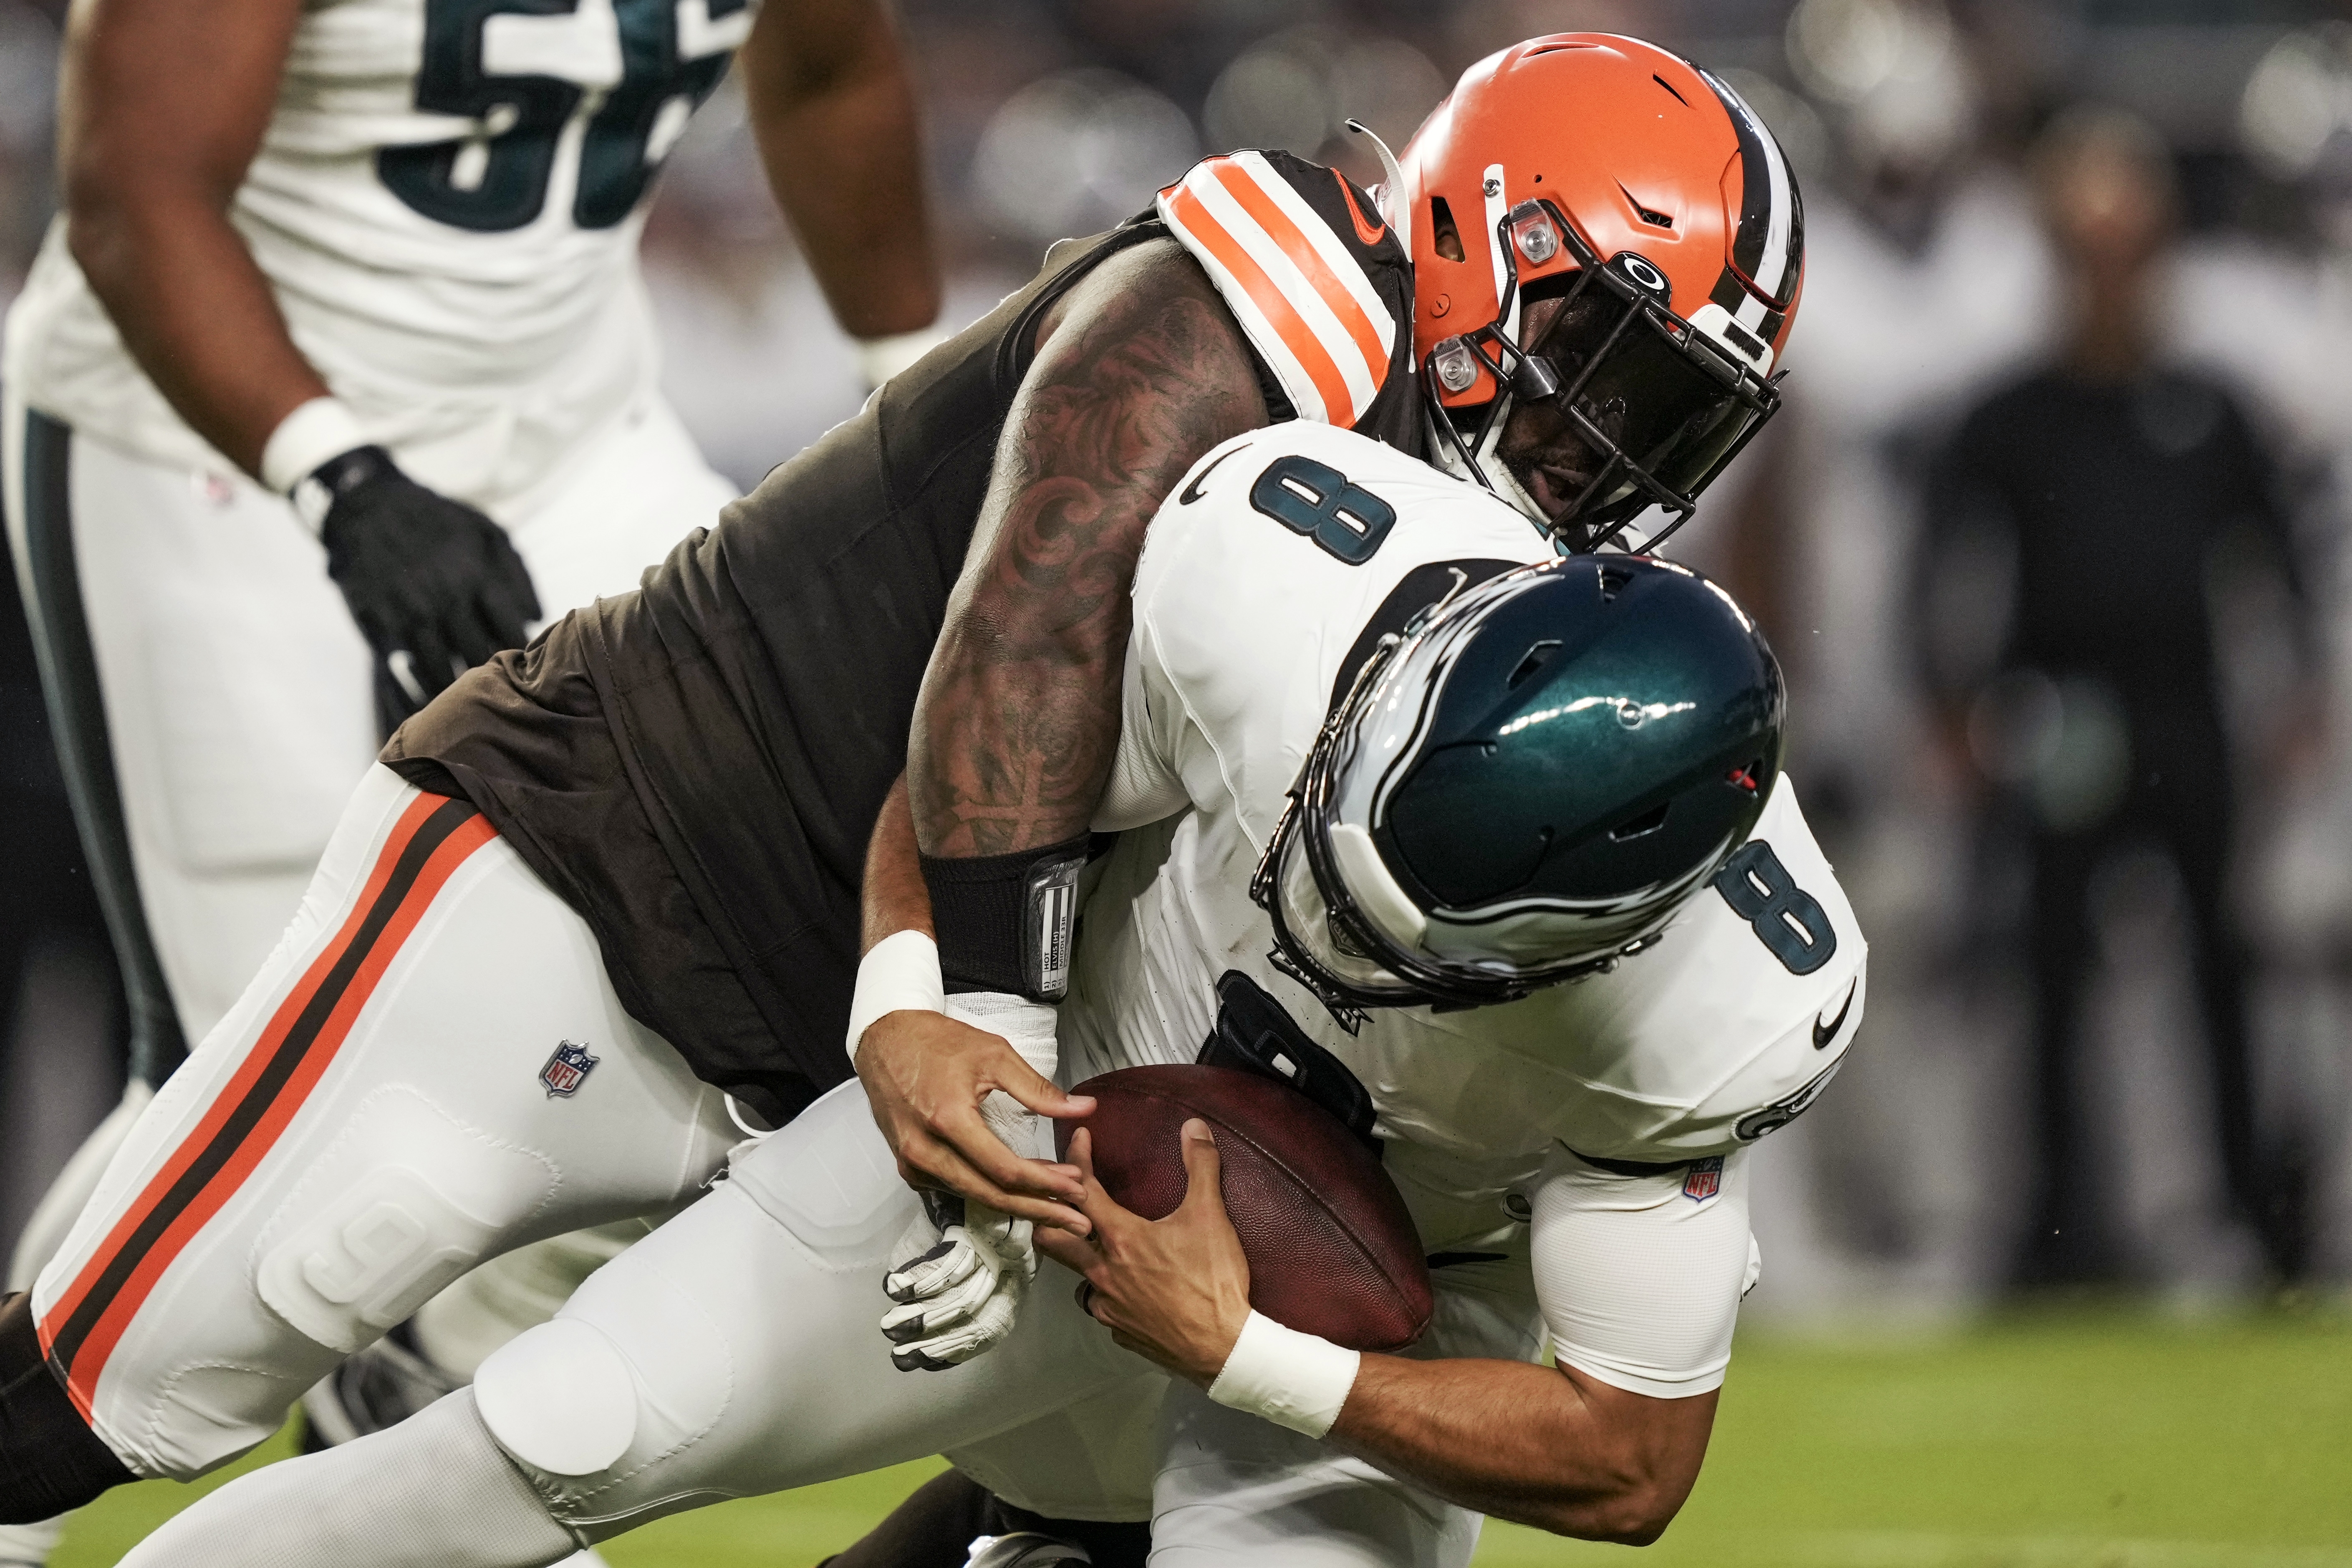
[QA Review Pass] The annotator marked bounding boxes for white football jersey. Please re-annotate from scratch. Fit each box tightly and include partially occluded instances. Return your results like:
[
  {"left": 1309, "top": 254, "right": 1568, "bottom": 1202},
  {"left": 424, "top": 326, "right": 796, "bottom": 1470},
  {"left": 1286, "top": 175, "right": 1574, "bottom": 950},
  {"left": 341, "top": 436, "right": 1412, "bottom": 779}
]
[
  {"left": 2, "top": 0, "right": 756, "bottom": 506},
  {"left": 1058, "top": 424, "right": 1868, "bottom": 1392}
]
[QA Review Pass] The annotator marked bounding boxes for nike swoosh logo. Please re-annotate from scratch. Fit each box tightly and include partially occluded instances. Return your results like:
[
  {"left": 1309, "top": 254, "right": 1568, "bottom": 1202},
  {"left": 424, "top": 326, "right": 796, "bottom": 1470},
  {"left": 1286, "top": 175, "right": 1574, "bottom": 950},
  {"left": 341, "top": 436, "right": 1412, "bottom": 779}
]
[
  {"left": 1335, "top": 171, "right": 1388, "bottom": 246},
  {"left": 1179, "top": 446, "right": 1243, "bottom": 505},
  {"left": 1813, "top": 978, "right": 1858, "bottom": 1050}
]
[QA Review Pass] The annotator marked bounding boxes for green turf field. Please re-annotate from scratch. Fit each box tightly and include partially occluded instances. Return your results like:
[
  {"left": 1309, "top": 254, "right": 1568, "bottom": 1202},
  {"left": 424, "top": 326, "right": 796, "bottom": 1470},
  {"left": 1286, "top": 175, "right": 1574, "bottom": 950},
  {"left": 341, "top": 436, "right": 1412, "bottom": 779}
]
[{"left": 55, "top": 1305, "right": 2352, "bottom": 1568}]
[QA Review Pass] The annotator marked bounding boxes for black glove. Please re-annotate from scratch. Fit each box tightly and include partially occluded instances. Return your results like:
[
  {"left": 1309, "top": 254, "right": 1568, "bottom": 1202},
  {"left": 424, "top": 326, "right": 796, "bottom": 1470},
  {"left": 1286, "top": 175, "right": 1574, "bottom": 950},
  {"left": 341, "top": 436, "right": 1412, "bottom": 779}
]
[{"left": 305, "top": 446, "right": 541, "bottom": 737}]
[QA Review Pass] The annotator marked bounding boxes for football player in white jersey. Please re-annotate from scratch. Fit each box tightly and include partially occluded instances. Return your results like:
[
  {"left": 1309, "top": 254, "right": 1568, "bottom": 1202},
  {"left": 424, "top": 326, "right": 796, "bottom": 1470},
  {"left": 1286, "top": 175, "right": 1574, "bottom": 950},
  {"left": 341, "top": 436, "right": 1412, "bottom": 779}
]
[
  {"left": 107, "top": 422, "right": 1865, "bottom": 1565},
  {"left": 854, "top": 33, "right": 1802, "bottom": 1326},
  {"left": 5, "top": 0, "right": 939, "bottom": 1062},
  {"left": 0, "top": 0, "right": 936, "bottom": 1558},
  {"left": 0, "top": 34, "right": 1814, "bottom": 1562}
]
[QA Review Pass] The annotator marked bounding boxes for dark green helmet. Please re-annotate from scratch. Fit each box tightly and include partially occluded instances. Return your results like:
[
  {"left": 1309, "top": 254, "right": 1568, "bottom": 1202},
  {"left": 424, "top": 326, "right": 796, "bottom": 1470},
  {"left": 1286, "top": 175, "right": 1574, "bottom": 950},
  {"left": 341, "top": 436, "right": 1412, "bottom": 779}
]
[{"left": 1253, "top": 554, "right": 1784, "bottom": 1018}]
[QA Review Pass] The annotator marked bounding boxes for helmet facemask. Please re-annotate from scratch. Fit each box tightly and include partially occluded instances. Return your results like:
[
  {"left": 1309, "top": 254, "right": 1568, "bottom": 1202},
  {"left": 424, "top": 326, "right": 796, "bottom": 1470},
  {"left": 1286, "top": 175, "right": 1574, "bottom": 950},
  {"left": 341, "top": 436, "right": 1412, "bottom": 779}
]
[
  {"left": 1424, "top": 198, "right": 1785, "bottom": 555},
  {"left": 1396, "top": 38, "right": 1805, "bottom": 552}
]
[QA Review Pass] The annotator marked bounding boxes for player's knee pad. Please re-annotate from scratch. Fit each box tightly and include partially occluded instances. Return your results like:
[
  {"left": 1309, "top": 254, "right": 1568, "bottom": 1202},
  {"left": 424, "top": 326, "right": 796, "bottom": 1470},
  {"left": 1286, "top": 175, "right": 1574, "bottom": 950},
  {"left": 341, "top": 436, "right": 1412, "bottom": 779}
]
[
  {"left": 471, "top": 1318, "right": 640, "bottom": 1478},
  {"left": 0, "top": 1294, "right": 136, "bottom": 1525},
  {"left": 470, "top": 1261, "right": 733, "bottom": 1523},
  {"left": 255, "top": 1089, "right": 560, "bottom": 1356}
]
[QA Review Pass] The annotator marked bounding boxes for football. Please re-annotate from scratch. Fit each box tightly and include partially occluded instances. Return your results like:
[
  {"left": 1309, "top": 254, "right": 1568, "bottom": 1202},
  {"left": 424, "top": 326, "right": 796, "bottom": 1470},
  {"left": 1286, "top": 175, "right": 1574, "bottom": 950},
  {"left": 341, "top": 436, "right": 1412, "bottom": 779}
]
[{"left": 1056, "top": 1064, "right": 1433, "bottom": 1352}]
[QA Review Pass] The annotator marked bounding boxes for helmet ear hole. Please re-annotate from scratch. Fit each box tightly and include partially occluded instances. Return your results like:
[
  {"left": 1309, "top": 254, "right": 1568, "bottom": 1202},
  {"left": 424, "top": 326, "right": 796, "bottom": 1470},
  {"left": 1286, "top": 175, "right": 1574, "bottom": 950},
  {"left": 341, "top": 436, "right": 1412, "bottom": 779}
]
[
  {"left": 1506, "top": 640, "right": 1561, "bottom": 689},
  {"left": 1610, "top": 801, "right": 1670, "bottom": 842},
  {"left": 1429, "top": 197, "right": 1466, "bottom": 263}
]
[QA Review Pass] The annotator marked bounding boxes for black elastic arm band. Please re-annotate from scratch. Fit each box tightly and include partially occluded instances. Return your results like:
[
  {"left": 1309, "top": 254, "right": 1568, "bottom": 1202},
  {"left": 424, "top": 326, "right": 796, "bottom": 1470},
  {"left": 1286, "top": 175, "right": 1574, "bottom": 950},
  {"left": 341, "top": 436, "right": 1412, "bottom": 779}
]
[{"left": 920, "top": 834, "right": 1093, "bottom": 1000}]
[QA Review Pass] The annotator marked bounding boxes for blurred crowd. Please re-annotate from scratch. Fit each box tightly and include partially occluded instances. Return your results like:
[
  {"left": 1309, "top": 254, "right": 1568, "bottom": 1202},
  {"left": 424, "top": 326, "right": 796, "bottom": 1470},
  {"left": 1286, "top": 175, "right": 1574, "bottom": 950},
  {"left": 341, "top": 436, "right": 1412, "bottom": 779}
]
[{"left": 7, "top": 0, "right": 2352, "bottom": 1312}]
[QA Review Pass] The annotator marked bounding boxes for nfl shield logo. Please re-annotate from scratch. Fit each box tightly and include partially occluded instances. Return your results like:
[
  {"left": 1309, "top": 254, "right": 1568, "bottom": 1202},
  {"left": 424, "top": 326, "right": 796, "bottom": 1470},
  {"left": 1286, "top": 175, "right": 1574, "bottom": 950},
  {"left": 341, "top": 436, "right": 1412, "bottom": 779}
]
[
  {"left": 540, "top": 1040, "right": 598, "bottom": 1098},
  {"left": 1681, "top": 1156, "right": 1724, "bottom": 1202}
]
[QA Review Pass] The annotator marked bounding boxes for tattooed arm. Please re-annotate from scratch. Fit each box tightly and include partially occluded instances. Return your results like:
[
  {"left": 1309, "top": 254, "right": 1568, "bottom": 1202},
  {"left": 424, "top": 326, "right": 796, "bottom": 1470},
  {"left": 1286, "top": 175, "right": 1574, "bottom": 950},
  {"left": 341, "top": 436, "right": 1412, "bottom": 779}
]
[
  {"left": 854, "top": 239, "right": 1266, "bottom": 1227},
  {"left": 910, "top": 238, "right": 1265, "bottom": 855}
]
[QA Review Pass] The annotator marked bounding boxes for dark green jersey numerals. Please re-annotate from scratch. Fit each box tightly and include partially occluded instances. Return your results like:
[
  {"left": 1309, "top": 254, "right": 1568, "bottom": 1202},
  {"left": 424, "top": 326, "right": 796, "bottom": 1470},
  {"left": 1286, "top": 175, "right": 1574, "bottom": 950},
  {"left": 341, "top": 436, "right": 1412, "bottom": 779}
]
[
  {"left": 379, "top": 0, "right": 739, "bottom": 233},
  {"left": 1712, "top": 841, "right": 1837, "bottom": 975},
  {"left": 1249, "top": 455, "right": 1397, "bottom": 565}
]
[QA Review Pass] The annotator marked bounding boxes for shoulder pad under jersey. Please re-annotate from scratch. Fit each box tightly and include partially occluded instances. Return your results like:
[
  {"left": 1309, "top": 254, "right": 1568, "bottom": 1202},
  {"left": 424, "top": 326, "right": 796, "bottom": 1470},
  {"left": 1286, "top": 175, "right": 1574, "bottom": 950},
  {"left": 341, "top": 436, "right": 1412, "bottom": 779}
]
[
  {"left": 1153, "top": 151, "right": 1418, "bottom": 451},
  {"left": 1557, "top": 776, "right": 1870, "bottom": 1165}
]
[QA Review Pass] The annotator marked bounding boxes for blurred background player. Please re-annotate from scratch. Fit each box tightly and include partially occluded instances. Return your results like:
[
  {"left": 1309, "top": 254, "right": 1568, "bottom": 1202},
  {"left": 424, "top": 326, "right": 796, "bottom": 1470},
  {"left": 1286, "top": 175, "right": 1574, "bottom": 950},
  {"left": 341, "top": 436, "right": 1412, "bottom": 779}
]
[
  {"left": 1676, "top": 0, "right": 2349, "bottom": 1312},
  {"left": 0, "top": 0, "right": 940, "bottom": 1558},
  {"left": 1915, "top": 109, "right": 2320, "bottom": 1288}
]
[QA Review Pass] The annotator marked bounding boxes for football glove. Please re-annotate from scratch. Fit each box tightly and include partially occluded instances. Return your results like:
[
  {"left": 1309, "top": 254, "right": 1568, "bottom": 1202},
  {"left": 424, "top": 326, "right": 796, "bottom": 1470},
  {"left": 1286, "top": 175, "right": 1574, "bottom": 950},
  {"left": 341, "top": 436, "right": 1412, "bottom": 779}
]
[
  {"left": 881, "top": 1190, "right": 1037, "bottom": 1371},
  {"left": 304, "top": 446, "right": 540, "bottom": 736},
  {"left": 877, "top": 990, "right": 1059, "bottom": 1372}
]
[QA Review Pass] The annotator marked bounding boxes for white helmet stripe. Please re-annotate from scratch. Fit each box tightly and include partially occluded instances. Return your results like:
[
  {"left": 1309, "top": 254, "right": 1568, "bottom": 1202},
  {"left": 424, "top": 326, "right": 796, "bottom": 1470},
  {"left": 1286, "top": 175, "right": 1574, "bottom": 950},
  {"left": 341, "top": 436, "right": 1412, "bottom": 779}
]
[{"left": 1698, "top": 68, "right": 1801, "bottom": 307}]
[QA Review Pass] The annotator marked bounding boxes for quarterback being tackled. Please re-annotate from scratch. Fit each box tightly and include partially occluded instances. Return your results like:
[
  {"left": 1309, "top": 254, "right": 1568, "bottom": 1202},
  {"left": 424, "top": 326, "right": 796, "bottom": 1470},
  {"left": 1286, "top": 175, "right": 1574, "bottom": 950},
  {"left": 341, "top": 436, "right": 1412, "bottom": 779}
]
[
  {"left": 0, "top": 33, "right": 1821, "bottom": 1566},
  {"left": 109, "top": 423, "right": 1865, "bottom": 1566}
]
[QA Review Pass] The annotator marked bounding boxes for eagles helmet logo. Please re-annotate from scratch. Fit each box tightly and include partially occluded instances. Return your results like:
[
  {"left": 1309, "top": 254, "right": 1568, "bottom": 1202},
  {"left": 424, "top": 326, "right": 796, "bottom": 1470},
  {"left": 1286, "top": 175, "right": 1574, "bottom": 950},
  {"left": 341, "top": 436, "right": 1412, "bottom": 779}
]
[
  {"left": 1252, "top": 553, "right": 1784, "bottom": 1023},
  {"left": 1734, "top": 1057, "right": 1844, "bottom": 1142},
  {"left": 539, "top": 1040, "right": 598, "bottom": 1098}
]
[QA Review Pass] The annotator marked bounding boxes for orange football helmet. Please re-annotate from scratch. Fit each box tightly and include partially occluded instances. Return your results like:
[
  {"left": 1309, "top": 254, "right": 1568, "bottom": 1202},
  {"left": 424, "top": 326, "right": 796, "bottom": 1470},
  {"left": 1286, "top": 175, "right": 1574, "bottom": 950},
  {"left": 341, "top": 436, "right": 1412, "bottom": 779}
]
[{"left": 1373, "top": 35, "right": 1803, "bottom": 550}]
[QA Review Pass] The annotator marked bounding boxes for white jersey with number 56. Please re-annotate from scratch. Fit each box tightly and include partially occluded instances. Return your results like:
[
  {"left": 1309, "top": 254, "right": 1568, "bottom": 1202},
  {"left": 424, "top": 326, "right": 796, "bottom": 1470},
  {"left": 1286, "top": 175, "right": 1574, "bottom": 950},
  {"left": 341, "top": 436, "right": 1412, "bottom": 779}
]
[
  {"left": 5, "top": 0, "right": 756, "bottom": 501},
  {"left": 1059, "top": 422, "right": 1870, "bottom": 1395}
]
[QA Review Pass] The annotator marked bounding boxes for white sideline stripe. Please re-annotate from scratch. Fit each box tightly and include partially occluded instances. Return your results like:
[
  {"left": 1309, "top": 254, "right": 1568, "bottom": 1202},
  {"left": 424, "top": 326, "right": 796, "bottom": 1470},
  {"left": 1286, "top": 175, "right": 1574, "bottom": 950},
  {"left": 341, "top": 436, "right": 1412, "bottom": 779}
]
[
  {"left": 1184, "top": 169, "right": 1378, "bottom": 421},
  {"left": 1228, "top": 151, "right": 1396, "bottom": 349},
  {"left": 1158, "top": 186, "right": 1333, "bottom": 425},
  {"left": 1794, "top": 1533, "right": 2352, "bottom": 1568}
]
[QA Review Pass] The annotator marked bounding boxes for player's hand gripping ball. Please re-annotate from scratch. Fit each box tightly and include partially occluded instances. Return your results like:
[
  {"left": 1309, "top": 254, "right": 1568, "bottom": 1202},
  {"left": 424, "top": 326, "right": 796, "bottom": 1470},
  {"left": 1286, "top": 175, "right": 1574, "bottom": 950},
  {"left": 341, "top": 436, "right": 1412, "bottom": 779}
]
[{"left": 1056, "top": 1066, "right": 1432, "bottom": 1352}]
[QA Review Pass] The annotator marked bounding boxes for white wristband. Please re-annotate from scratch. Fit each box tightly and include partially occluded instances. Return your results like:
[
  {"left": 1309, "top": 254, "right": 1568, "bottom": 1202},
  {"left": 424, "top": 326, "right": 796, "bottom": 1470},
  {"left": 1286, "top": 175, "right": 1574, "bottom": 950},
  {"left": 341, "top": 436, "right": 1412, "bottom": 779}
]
[
  {"left": 260, "top": 396, "right": 367, "bottom": 500},
  {"left": 1206, "top": 1310, "right": 1361, "bottom": 1439},
  {"left": 846, "top": 929, "right": 944, "bottom": 1062}
]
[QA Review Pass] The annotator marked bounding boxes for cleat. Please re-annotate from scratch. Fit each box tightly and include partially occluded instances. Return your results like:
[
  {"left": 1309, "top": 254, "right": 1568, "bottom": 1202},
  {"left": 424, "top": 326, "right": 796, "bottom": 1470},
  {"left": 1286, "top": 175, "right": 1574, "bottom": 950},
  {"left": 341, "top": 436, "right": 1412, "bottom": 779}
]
[
  {"left": 966, "top": 1534, "right": 1091, "bottom": 1568},
  {"left": 0, "top": 1517, "right": 65, "bottom": 1568}
]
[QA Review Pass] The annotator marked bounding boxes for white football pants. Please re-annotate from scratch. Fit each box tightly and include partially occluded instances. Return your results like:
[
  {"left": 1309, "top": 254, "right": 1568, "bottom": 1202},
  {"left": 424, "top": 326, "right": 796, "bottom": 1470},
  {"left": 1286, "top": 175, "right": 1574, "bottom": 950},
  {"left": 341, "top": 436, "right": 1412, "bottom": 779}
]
[
  {"left": 3, "top": 395, "right": 732, "bottom": 1559},
  {"left": 438, "top": 1081, "right": 1519, "bottom": 1563},
  {"left": 28, "top": 767, "right": 739, "bottom": 1481},
  {"left": 1, "top": 389, "right": 734, "bottom": 1049},
  {"left": 119, "top": 1071, "right": 1516, "bottom": 1565}
]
